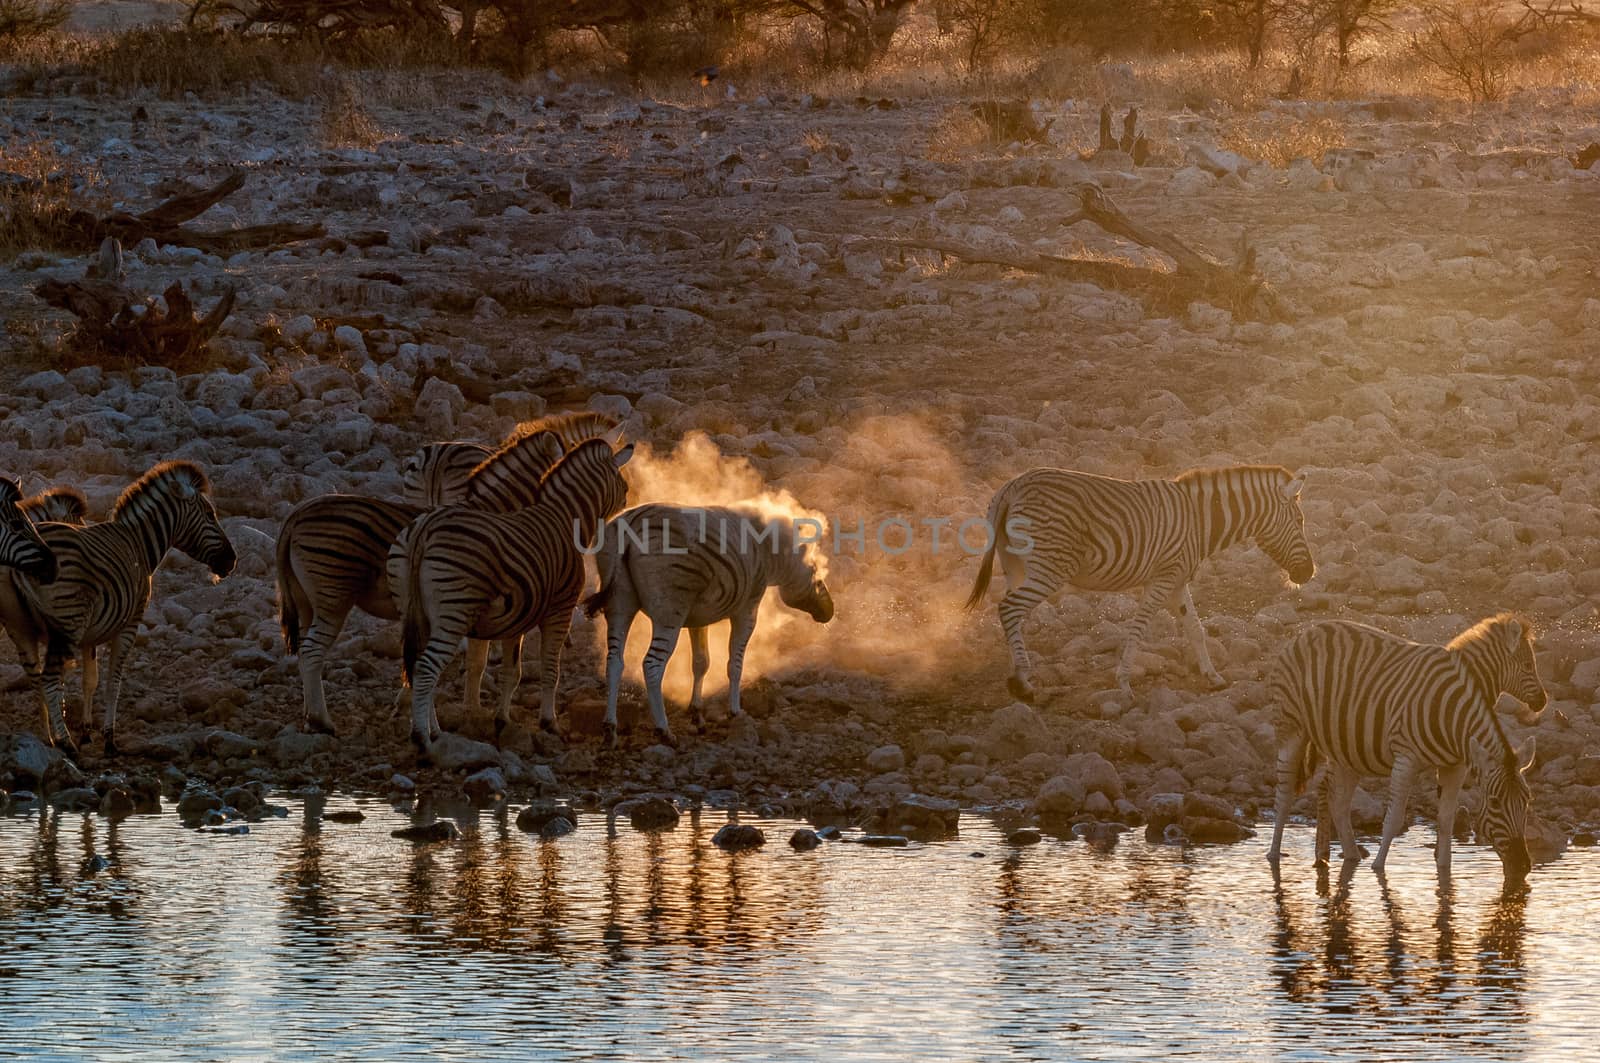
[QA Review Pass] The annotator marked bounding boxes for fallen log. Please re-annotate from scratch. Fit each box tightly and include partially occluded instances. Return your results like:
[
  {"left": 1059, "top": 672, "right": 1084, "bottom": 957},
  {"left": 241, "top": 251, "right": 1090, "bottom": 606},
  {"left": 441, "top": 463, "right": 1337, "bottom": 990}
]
[
  {"left": 35, "top": 238, "right": 236, "bottom": 369},
  {"left": 861, "top": 181, "right": 1280, "bottom": 319},
  {"left": 18, "top": 172, "right": 324, "bottom": 254}
]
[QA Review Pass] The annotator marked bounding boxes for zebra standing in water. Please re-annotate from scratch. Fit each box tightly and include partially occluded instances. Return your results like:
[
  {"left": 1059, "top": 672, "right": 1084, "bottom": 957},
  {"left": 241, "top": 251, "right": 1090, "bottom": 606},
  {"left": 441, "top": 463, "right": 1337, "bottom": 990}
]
[
  {"left": 584, "top": 505, "right": 835, "bottom": 748},
  {"left": 0, "top": 477, "right": 59, "bottom": 582},
  {"left": 401, "top": 438, "right": 633, "bottom": 754},
  {"left": 1267, "top": 614, "right": 1544, "bottom": 885},
  {"left": 2, "top": 461, "right": 236, "bottom": 755},
  {"left": 399, "top": 414, "right": 615, "bottom": 506},
  {"left": 966, "top": 464, "right": 1315, "bottom": 702},
  {"left": 20, "top": 486, "right": 89, "bottom": 526},
  {"left": 276, "top": 411, "right": 615, "bottom": 734}
]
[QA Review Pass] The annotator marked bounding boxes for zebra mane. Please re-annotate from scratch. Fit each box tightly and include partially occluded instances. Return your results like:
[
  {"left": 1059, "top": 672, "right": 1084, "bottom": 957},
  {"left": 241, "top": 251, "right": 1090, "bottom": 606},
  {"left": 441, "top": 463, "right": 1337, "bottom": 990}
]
[
  {"left": 21, "top": 485, "right": 89, "bottom": 523},
  {"left": 1175, "top": 464, "right": 1294, "bottom": 484},
  {"left": 112, "top": 461, "right": 210, "bottom": 519},
  {"left": 539, "top": 436, "right": 617, "bottom": 481},
  {"left": 500, "top": 411, "right": 619, "bottom": 450},
  {"left": 466, "top": 424, "right": 566, "bottom": 483},
  {"left": 1448, "top": 612, "right": 1536, "bottom": 652}
]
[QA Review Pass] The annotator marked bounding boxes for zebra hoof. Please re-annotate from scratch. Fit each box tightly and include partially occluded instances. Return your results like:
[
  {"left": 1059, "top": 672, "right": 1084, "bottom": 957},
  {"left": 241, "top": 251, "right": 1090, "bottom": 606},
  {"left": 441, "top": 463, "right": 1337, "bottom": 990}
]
[
  {"left": 1204, "top": 672, "right": 1228, "bottom": 691},
  {"left": 604, "top": 723, "right": 619, "bottom": 749},
  {"left": 654, "top": 727, "right": 678, "bottom": 749},
  {"left": 306, "top": 716, "right": 337, "bottom": 737},
  {"left": 102, "top": 732, "right": 118, "bottom": 758},
  {"left": 410, "top": 731, "right": 432, "bottom": 765},
  {"left": 1006, "top": 675, "right": 1036, "bottom": 703},
  {"left": 539, "top": 717, "right": 561, "bottom": 737},
  {"left": 493, "top": 717, "right": 508, "bottom": 748}
]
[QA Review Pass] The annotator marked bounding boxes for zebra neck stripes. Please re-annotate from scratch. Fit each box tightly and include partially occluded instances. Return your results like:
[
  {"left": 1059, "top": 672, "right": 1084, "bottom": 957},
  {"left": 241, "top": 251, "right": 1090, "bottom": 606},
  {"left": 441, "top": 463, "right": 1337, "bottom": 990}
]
[{"left": 1181, "top": 467, "right": 1272, "bottom": 558}]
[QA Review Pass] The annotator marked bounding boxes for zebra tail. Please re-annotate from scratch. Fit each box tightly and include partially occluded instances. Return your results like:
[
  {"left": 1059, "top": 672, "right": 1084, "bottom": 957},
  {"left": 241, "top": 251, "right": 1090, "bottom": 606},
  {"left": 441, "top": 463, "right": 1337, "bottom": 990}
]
[
  {"left": 964, "top": 495, "right": 1007, "bottom": 612},
  {"left": 400, "top": 528, "right": 429, "bottom": 686},
  {"left": 582, "top": 525, "right": 622, "bottom": 620},
  {"left": 275, "top": 526, "right": 302, "bottom": 655}
]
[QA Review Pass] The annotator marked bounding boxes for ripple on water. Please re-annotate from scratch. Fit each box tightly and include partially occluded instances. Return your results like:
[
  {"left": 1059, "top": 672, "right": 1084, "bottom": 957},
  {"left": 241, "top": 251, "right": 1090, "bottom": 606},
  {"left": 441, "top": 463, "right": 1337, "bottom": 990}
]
[{"left": 0, "top": 801, "right": 1594, "bottom": 1062}]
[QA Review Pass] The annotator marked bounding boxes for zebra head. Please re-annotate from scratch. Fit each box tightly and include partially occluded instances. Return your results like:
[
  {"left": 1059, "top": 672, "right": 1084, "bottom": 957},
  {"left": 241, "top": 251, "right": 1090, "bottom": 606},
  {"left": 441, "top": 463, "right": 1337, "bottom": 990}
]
[
  {"left": 1478, "top": 738, "right": 1535, "bottom": 886},
  {"left": 1253, "top": 471, "right": 1315, "bottom": 586},
  {"left": 1502, "top": 616, "right": 1547, "bottom": 716},
  {"left": 778, "top": 541, "right": 834, "bottom": 623},
  {"left": 166, "top": 468, "right": 238, "bottom": 579},
  {"left": 0, "top": 476, "right": 59, "bottom": 583}
]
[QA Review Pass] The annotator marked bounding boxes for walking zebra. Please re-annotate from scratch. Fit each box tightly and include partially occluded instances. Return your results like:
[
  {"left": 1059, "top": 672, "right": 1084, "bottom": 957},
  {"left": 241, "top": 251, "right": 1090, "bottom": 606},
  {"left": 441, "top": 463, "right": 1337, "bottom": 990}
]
[
  {"left": 966, "top": 464, "right": 1315, "bottom": 702},
  {"left": 584, "top": 505, "right": 834, "bottom": 747},
  {"left": 401, "top": 438, "right": 633, "bottom": 753},
  {"left": 1, "top": 461, "right": 236, "bottom": 755},
  {"left": 0, "top": 477, "right": 58, "bottom": 583},
  {"left": 1266, "top": 615, "right": 1544, "bottom": 885},
  {"left": 400, "top": 413, "right": 617, "bottom": 506},
  {"left": 20, "top": 486, "right": 89, "bottom": 525}
]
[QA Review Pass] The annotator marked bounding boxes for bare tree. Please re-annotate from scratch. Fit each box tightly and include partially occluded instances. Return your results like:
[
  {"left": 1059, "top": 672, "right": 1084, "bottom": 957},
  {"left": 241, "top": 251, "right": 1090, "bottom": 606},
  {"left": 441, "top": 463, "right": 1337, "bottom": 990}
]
[
  {"left": 0, "top": 0, "right": 70, "bottom": 43},
  {"left": 937, "top": 0, "right": 1029, "bottom": 70},
  {"left": 780, "top": 0, "right": 917, "bottom": 68},
  {"left": 1279, "top": 0, "right": 1397, "bottom": 68},
  {"left": 1411, "top": 0, "right": 1549, "bottom": 101},
  {"left": 1213, "top": 0, "right": 1275, "bottom": 67}
]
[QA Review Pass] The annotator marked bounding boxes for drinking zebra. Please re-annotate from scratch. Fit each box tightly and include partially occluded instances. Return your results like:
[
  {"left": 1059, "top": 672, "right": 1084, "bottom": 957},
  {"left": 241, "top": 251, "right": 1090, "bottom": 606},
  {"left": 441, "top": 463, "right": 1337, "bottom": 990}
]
[
  {"left": 965, "top": 464, "right": 1314, "bottom": 702},
  {"left": 401, "top": 438, "right": 633, "bottom": 754},
  {"left": 20, "top": 486, "right": 89, "bottom": 525},
  {"left": 400, "top": 413, "right": 617, "bottom": 506},
  {"left": 584, "top": 504, "right": 835, "bottom": 748},
  {"left": 0, "top": 476, "right": 58, "bottom": 582},
  {"left": 1, "top": 461, "right": 236, "bottom": 755},
  {"left": 276, "top": 411, "right": 613, "bottom": 734},
  {"left": 1266, "top": 615, "right": 1544, "bottom": 885}
]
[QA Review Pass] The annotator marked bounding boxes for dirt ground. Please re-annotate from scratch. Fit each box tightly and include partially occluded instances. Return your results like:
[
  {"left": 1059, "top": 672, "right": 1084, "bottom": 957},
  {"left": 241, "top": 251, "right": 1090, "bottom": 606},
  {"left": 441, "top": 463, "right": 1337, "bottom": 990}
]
[{"left": 2, "top": 52, "right": 1599, "bottom": 845}]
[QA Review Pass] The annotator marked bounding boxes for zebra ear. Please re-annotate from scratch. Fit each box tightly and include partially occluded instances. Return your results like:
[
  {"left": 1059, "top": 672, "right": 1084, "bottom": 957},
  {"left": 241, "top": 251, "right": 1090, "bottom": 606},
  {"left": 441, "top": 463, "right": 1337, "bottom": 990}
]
[
  {"left": 1514, "top": 736, "right": 1536, "bottom": 774},
  {"left": 612, "top": 443, "right": 635, "bottom": 468},
  {"left": 1502, "top": 618, "right": 1524, "bottom": 650},
  {"left": 1281, "top": 475, "right": 1305, "bottom": 501},
  {"left": 601, "top": 424, "right": 626, "bottom": 448}
]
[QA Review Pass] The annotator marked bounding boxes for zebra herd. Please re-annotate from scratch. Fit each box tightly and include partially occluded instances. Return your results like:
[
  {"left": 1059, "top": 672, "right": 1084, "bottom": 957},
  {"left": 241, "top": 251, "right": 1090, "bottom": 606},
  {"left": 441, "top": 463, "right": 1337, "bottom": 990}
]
[{"left": 0, "top": 417, "right": 1550, "bottom": 884}]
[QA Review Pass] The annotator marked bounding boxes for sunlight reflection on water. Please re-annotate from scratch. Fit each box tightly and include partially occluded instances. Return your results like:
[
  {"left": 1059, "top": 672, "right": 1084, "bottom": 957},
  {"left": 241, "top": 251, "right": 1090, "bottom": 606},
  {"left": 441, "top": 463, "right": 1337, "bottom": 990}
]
[{"left": 0, "top": 799, "right": 1595, "bottom": 1061}]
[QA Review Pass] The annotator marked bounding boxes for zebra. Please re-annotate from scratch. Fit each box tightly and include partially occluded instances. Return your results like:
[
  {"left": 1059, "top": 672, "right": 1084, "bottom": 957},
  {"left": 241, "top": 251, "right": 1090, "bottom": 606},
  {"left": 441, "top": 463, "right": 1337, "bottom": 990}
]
[
  {"left": 401, "top": 437, "right": 633, "bottom": 754},
  {"left": 2, "top": 461, "right": 236, "bottom": 755},
  {"left": 1266, "top": 614, "right": 1544, "bottom": 885},
  {"left": 276, "top": 411, "right": 614, "bottom": 734},
  {"left": 0, "top": 476, "right": 59, "bottom": 583},
  {"left": 965, "top": 464, "right": 1314, "bottom": 703},
  {"left": 583, "top": 505, "right": 835, "bottom": 748},
  {"left": 400, "top": 413, "right": 617, "bottom": 506},
  {"left": 20, "top": 486, "right": 89, "bottom": 526}
]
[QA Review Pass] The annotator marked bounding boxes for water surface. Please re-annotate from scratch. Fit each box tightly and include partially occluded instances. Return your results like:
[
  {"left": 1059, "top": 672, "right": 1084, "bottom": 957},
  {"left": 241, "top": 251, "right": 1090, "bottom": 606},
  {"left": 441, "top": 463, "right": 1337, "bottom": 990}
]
[{"left": 0, "top": 799, "right": 1594, "bottom": 1061}]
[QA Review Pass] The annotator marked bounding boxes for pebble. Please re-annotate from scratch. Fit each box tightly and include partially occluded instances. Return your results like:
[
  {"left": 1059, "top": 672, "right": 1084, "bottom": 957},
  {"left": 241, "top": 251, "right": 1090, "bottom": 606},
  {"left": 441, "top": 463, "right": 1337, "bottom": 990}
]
[{"left": 392, "top": 820, "right": 462, "bottom": 842}]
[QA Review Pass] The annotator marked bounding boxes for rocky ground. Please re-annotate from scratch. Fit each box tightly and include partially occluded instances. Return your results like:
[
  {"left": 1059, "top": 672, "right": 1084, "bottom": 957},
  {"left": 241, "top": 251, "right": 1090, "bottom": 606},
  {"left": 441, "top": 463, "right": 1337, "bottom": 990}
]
[{"left": 2, "top": 57, "right": 1599, "bottom": 854}]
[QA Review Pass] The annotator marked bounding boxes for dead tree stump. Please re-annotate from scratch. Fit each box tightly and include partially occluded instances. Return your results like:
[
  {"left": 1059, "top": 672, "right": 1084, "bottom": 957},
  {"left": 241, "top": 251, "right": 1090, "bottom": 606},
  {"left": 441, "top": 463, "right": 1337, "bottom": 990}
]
[{"left": 35, "top": 238, "right": 237, "bottom": 369}]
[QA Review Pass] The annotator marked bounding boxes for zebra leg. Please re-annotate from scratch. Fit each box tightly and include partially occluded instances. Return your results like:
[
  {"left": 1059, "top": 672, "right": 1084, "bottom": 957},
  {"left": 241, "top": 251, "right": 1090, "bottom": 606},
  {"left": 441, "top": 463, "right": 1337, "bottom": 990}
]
[
  {"left": 1327, "top": 765, "right": 1363, "bottom": 866},
  {"left": 80, "top": 648, "right": 99, "bottom": 737},
  {"left": 464, "top": 638, "right": 489, "bottom": 720},
  {"left": 1372, "top": 754, "right": 1416, "bottom": 875},
  {"left": 492, "top": 636, "right": 522, "bottom": 745},
  {"left": 1434, "top": 762, "right": 1468, "bottom": 880},
  {"left": 688, "top": 626, "right": 710, "bottom": 732},
  {"left": 642, "top": 618, "right": 684, "bottom": 747},
  {"left": 602, "top": 606, "right": 637, "bottom": 749},
  {"left": 997, "top": 575, "right": 1057, "bottom": 704},
  {"left": 1267, "top": 734, "right": 1304, "bottom": 864},
  {"left": 408, "top": 619, "right": 471, "bottom": 757},
  {"left": 39, "top": 638, "right": 77, "bottom": 757},
  {"left": 1313, "top": 770, "right": 1332, "bottom": 868},
  {"left": 1116, "top": 571, "right": 1186, "bottom": 699},
  {"left": 535, "top": 608, "right": 573, "bottom": 736},
  {"left": 726, "top": 604, "right": 759, "bottom": 720},
  {"left": 1172, "top": 585, "right": 1226, "bottom": 690},
  {"left": 296, "top": 605, "right": 351, "bottom": 736},
  {"left": 99, "top": 628, "right": 136, "bottom": 756}
]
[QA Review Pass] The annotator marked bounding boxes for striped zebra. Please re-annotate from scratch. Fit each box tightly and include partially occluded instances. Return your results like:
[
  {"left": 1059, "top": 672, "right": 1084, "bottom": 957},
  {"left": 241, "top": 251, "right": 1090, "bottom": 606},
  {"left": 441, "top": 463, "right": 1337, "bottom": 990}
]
[
  {"left": 966, "top": 464, "right": 1314, "bottom": 702},
  {"left": 2, "top": 461, "right": 236, "bottom": 755},
  {"left": 0, "top": 477, "right": 58, "bottom": 582},
  {"left": 277, "top": 411, "right": 616, "bottom": 734},
  {"left": 583, "top": 505, "right": 835, "bottom": 747},
  {"left": 20, "top": 486, "right": 89, "bottom": 526},
  {"left": 400, "top": 413, "right": 616, "bottom": 506},
  {"left": 401, "top": 438, "right": 633, "bottom": 754},
  {"left": 1266, "top": 615, "right": 1544, "bottom": 885}
]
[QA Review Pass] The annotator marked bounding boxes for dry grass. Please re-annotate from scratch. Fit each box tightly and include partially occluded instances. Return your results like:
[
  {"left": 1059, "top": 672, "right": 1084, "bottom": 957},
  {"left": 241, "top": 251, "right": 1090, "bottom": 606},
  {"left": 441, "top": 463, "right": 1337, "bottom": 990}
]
[
  {"left": 926, "top": 105, "right": 993, "bottom": 162},
  {"left": 0, "top": 136, "right": 108, "bottom": 256},
  {"left": 1218, "top": 114, "right": 1349, "bottom": 167},
  {"left": 319, "top": 78, "right": 386, "bottom": 150}
]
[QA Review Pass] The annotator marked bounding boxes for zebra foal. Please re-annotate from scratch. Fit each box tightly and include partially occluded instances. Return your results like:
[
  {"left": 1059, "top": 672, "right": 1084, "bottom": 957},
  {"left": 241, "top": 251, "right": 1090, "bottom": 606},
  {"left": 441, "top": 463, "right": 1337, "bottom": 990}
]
[
  {"left": 401, "top": 438, "right": 633, "bottom": 754},
  {"left": 2, "top": 461, "right": 236, "bottom": 755},
  {"left": 584, "top": 505, "right": 835, "bottom": 748},
  {"left": 0, "top": 476, "right": 59, "bottom": 582},
  {"left": 1266, "top": 615, "right": 1544, "bottom": 885},
  {"left": 966, "top": 464, "right": 1314, "bottom": 702}
]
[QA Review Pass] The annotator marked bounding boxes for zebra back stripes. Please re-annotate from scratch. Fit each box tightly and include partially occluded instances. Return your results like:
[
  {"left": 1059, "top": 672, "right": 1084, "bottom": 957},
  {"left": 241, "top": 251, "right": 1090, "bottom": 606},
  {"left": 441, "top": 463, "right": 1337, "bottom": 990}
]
[
  {"left": 400, "top": 411, "right": 620, "bottom": 508},
  {"left": 20, "top": 486, "right": 89, "bottom": 526},
  {"left": 967, "top": 463, "right": 1314, "bottom": 702},
  {"left": 1267, "top": 614, "right": 1543, "bottom": 883},
  {"left": 7, "top": 461, "right": 235, "bottom": 753},
  {"left": 0, "top": 476, "right": 58, "bottom": 582},
  {"left": 400, "top": 438, "right": 633, "bottom": 749},
  {"left": 583, "top": 504, "right": 834, "bottom": 745}
]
